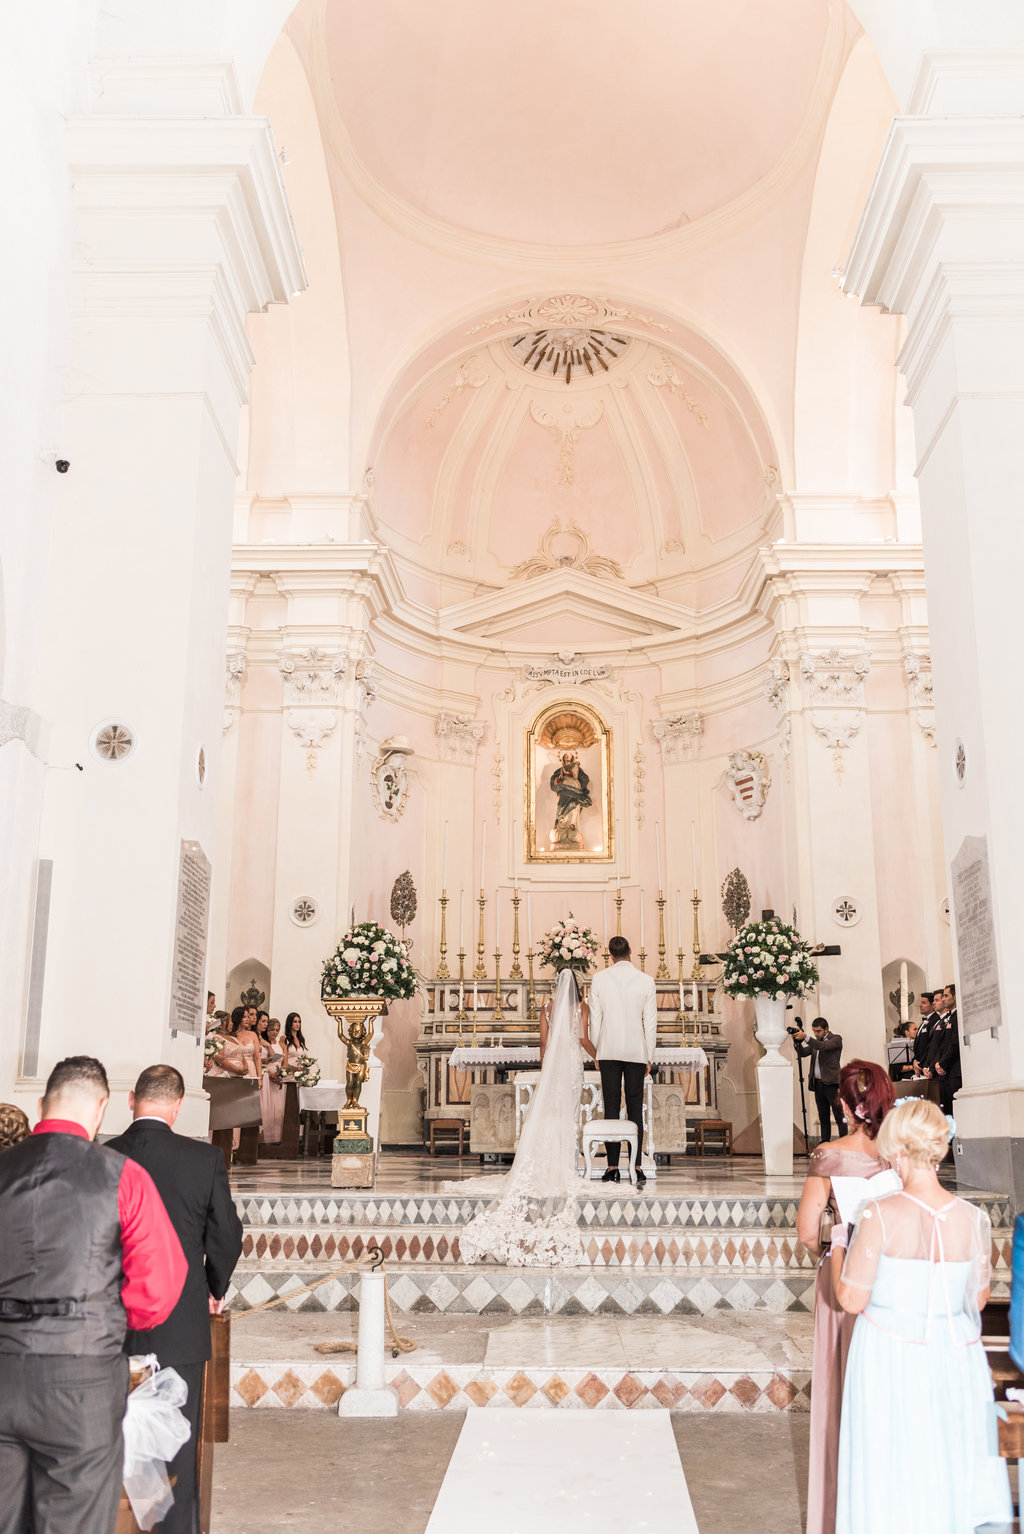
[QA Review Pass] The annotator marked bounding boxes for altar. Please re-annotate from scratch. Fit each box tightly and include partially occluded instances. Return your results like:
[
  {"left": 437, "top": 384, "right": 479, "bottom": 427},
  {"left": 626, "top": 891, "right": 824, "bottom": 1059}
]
[{"left": 416, "top": 973, "right": 728, "bottom": 1160}]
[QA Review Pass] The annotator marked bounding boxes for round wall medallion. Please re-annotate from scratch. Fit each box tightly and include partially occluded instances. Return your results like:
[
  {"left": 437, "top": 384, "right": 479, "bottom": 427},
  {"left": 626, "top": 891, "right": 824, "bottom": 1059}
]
[
  {"left": 196, "top": 745, "right": 207, "bottom": 788},
  {"left": 290, "top": 896, "right": 320, "bottom": 928},
  {"left": 953, "top": 737, "right": 967, "bottom": 788},
  {"left": 941, "top": 897, "right": 951, "bottom": 926},
  {"left": 90, "top": 720, "right": 136, "bottom": 764},
  {"left": 832, "top": 896, "right": 861, "bottom": 927}
]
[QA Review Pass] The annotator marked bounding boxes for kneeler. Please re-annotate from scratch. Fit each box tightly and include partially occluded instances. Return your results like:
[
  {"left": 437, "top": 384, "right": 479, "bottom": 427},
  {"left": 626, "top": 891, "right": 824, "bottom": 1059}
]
[{"left": 198, "top": 1313, "right": 232, "bottom": 1534}]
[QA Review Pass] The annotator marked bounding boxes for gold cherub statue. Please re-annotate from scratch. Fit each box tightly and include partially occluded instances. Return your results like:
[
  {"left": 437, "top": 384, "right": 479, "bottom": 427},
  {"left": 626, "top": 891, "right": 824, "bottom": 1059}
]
[{"left": 337, "top": 1015, "right": 374, "bottom": 1108}]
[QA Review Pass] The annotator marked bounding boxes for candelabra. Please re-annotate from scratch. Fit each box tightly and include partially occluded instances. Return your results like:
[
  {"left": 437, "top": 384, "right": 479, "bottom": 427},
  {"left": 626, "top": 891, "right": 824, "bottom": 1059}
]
[
  {"left": 526, "top": 949, "right": 538, "bottom": 1020},
  {"left": 656, "top": 891, "right": 670, "bottom": 979},
  {"left": 474, "top": 890, "right": 487, "bottom": 979},
  {"left": 615, "top": 888, "right": 624, "bottom": 936},
  {"left": 677, "top": 949, "right": 686, "bottom": 1022},
  {"left": 690, "top": 890, "right": 705, "bottom": 981},
  {"left": 639, "top": 947, "right": 647, "bottom": 973},
  {"left": 602, "top": 947, "right": 610, "bottom": 968},
  {"left": 510, "top": 889, "right": 523, "bottom": 979},
  {"left": 456, "top": 948, "right": 468, "bottom": 1040},
  {"left": 492, "top": 952, "right": 505, "bottom": 1022},
  {"left": 436, "top": 890, "right": 451, "bottom": 980}
]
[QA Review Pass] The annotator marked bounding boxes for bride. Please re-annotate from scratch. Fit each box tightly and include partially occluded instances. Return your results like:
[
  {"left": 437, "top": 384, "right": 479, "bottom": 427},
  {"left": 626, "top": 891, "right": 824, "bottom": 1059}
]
[{"left": 451, "top": 968, "right": 596, "bottom": 1267}]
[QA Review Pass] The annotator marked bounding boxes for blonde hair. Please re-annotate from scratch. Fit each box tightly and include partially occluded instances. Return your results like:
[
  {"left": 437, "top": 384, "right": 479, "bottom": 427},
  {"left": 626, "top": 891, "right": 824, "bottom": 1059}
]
[{"left": 876, "top": 1097, "right": 949, "bottom": 1169}]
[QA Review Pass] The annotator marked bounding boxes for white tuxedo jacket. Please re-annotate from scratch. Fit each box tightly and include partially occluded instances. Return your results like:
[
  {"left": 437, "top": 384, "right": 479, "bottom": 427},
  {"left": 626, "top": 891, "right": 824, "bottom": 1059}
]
[{"left": 587, "top": 961, "right": 658, "bottom": 1064}]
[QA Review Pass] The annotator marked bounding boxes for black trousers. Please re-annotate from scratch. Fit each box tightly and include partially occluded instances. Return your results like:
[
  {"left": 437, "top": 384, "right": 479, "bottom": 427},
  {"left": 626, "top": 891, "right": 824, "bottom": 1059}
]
[
  {"left": 599, "top": 1059, "right": 646, "bottom": 1169},
  {"left": 0, "top": 1351, "right": 129, "bottom": 1534},
  {"left": 155, "top": 1359, "right": 204, "bottom": 1534},
  {"left": 813, "top": 1082, "right": 847, "bottom": 1142}
]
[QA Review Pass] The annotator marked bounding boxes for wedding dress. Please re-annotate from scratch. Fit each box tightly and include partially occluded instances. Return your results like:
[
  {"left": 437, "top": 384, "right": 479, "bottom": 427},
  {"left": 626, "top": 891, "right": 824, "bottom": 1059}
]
[{"left": 449, "top": 969, "right": 586, "bottom": 1267}]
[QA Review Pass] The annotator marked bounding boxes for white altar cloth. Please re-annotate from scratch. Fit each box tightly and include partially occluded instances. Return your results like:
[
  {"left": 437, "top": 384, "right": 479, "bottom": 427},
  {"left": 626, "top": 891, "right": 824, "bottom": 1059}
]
[{"left": 448, "top": 1045, "right": 708, "bottom": 1070}]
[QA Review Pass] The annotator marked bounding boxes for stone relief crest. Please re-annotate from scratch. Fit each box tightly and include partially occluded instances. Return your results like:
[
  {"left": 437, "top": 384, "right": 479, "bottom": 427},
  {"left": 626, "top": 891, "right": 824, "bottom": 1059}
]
[
  {"left": 723, "top": 749, "right": 771, "bottom": 820},
  {"left": 370, "top": 735, "right": 414, "bottom": 822}
]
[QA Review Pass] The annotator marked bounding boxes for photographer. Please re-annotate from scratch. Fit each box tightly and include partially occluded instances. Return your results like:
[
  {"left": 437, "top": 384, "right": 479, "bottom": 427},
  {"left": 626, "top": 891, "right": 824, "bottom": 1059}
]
[{"left": 791, "top": 1017, "right": 846, "bottom": 1143}]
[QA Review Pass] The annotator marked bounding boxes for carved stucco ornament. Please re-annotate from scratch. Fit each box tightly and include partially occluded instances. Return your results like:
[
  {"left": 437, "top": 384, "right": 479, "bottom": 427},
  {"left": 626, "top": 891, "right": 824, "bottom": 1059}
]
[
  {"left": 371, "top": 735, "right": 414, "bottom": 822},
  {"left": 652, "top": 713, "right": 703, "bottom": 764},
  {"left": 510, "top": 518, "right": 623, "bottom": 582},
  {"left": 723, "top": 749, "right": 771, "bottom": 820}
]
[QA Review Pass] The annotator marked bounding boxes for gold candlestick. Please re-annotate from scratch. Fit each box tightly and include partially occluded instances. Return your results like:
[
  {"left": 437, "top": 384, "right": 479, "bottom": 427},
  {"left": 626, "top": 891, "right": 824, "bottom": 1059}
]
[
  {"left": 474, "top": 890, "right": 487, "bottom": 978},
  {"left": 510, "top": 889, "right": 523, "bottom": 979},
  {"left": 437, "top": 890, "right": 451, "bottom": 980},
  {"left": 676, "top": 949, "right": 686, "bottom": 1024},
  {"left": 456, "top": 949, "right": 468, "bottom": 1025},
  {"left": 615, "top": 888, "right": 624, "bottom": 936},
  {"left": 526, "top": 949, "right": 538, "bottom": 1020},
  {"left": 492, "top": 951, "right": 504, "bottom": 1022},
  {"left": 639, "top": 947, "right": 647, "bottom": 973},
  {"left": 690, "top": 891, "right": 705, "bottom": 980},
  {"left": 602, "top": 947, "right": 610, "bottom": 968},
  {"left": 656, "top": 891, "right": 670, "bottom": 979}
]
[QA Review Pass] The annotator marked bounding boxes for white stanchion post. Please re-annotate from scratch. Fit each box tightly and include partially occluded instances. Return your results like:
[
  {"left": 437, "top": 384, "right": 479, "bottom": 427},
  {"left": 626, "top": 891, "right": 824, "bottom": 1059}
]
[{"left": 337, "top": 1269, "right": 399, "bottom": 1417}]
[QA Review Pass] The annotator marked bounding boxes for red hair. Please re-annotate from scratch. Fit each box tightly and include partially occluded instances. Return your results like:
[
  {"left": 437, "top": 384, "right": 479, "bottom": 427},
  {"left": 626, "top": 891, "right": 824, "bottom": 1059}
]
[{"left": 838, "top": 1059, "right": 894, "bottom": 1139}]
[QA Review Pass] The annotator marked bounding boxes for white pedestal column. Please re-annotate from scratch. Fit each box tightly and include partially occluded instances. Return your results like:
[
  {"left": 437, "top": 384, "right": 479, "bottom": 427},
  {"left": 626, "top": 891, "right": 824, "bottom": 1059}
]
[
  {"left": 847, "top": 105, "right": 1024, "bottom": 1194},
  {"left": 753, "top": 995, "right": 794, "bottom": 1176},
  {"left": 337, "top": 1270, "right": 399, "bottom": 1418},
  {"left": 21, "top": 109, "right": 302, "bottom": 1132}
]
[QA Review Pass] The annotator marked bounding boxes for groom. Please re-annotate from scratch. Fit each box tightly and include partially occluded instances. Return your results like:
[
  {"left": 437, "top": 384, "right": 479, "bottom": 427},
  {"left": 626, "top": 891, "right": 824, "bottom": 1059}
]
[{"left": 588, "top": 935, "right": 658, "bottom": 1187}]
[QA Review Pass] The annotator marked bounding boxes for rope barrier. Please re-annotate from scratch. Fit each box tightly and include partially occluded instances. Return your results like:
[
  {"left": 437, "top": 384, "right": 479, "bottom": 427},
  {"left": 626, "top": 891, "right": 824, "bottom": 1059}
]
[{"left": 229, "top": 1245, "right": 417, "bottom": 1356}]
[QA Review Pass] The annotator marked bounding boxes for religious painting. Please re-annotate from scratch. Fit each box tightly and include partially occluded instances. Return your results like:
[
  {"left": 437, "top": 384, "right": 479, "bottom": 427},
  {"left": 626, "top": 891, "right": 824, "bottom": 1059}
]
[{"left": 525, "top": 700, "right": 612, "bottom": 863}]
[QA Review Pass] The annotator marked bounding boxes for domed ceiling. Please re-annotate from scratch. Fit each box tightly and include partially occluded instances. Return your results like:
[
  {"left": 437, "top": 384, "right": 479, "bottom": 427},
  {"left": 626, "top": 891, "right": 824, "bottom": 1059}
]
[
  {"left": 320, "top": 0, "right": 836, "bottom": 250},
  {"left": 368, "top": 295, "right": 778, "bottom": 601}
]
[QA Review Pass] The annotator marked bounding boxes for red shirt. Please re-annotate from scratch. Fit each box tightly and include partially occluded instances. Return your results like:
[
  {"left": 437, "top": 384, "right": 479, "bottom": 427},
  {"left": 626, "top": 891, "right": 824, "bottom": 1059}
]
[{"left": 33, "top": 1120, "right": 187, "bottom": 1331}]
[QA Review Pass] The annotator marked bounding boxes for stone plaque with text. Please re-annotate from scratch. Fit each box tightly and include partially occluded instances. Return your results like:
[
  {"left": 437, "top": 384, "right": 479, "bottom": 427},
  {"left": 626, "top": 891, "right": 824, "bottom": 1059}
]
[
  {"left": 169, "top": 839, "right": 211, "bottom": 1037},
  {"left": 951, "top": 834, "right": 1002, "bottom": 1037}
]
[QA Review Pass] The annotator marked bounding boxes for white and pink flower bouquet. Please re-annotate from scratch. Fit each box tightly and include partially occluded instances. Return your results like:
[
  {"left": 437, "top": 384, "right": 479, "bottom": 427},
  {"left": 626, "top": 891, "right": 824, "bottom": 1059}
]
[
  {"left": 321, "top": 920, "right": 416, "bottom": 1001},
  {"left": 538, "top": 914, "right": 601, "bottom": 976},
  {"left": 721, "top": 917, "right": 818, "bottom": 1000},
  {"left": 282, "top": 1052, "right": 321, "bottom": 1088}
]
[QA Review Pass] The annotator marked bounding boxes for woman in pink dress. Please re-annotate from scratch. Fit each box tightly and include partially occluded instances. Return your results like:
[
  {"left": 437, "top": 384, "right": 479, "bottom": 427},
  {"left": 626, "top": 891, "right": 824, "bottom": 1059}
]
[
  {"left": 260, "top": 1018, "right": 286, "bottom": 1143},
  {"left": 796, "top": 1059, "right": 894, "bottom": 1534}
]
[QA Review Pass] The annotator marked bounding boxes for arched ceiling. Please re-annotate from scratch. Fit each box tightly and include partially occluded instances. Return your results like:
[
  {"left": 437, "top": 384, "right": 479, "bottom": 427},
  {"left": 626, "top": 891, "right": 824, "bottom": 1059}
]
[{"left": 368, "top": 296, "right": 778, "bottom": 601}]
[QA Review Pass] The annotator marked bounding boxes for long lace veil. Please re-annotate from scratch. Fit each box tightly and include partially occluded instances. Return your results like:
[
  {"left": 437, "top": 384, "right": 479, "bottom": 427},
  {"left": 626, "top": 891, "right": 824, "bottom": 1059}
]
[{"left": 451, "top": 968, "right": 586, "bottom": 1267}]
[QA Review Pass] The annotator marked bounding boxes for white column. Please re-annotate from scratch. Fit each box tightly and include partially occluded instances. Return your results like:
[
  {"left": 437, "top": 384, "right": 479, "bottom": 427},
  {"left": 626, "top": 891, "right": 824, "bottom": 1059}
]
[
  {"left": 847, "top": 90, "right": 1024, "bottom": 1192},
  {"left": 25, "top": 98, "right": 303, "bottom": 1131}
]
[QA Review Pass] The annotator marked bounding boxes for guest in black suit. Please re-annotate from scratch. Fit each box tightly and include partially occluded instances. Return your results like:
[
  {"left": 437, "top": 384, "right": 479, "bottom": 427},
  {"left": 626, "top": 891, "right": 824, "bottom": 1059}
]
[
  {"left": 792, "top": 1017, "right": 846, "bottom": 1142},
  {"left": 913, "top": 991, "right": 940, "bottom": 1076},
  {"left": 933, "top": 983, "right": 962, "bottom": 1116},
  {"left": 108, "top": 1065, "right": 243, "bottom": 1534}
]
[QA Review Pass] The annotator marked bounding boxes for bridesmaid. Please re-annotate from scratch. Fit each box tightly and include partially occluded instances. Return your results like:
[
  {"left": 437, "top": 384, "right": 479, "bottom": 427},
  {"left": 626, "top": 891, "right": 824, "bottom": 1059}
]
[
  {"left": 260, "top": 1018, "right": 286, "bottom": 1143},
  {"left": 230, "top": 1005, "right": 263, "bottom": 1085},
  {"left": 283, "top": 1012, "right": 308, "bottom": 1070},
  {"left": 796, "top": 1059, "right": 894, "bottom": 1534}
]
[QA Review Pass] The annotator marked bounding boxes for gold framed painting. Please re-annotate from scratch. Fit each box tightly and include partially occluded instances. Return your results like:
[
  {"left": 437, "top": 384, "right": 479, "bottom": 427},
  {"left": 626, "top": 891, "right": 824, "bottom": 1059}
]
[{"left": 525, "top": 699, "right": 613, "bottom": 864}]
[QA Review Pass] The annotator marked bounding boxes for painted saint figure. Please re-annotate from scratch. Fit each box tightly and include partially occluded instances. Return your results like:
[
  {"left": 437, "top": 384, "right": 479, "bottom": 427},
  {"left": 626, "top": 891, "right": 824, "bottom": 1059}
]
[{"left": 549, "top": 750, "right": 592, "bottom": 850}]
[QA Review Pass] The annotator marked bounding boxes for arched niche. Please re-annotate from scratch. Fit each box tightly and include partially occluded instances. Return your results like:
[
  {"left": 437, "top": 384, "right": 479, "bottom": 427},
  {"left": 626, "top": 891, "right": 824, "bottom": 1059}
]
[{"left": 525, "top": 698, "right": 613, "bottom": 866}]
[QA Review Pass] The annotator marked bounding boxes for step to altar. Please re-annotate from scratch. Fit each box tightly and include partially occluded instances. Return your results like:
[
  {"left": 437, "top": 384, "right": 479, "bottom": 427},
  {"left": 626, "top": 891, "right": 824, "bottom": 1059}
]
[{"left": 227, "top": 1309, "right": 814, "bottom": 1414}]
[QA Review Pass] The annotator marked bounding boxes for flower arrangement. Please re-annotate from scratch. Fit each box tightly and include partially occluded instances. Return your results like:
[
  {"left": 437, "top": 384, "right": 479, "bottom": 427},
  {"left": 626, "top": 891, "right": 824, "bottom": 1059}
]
[
  {"left": 284, "top": 1053, "right": 321, "bottom": 1088},
  {"left": 203, "top": 1035, "right": 222, "bottom": 1065},
  {"left": 722, "top": 917, "right": 819, "bottom": 1000},
  {"left": 538, "top": 914, "right": 601, "bottom": 975},
  {"left": 321, "top": 920, "right": 417, "bottom": 1000}
]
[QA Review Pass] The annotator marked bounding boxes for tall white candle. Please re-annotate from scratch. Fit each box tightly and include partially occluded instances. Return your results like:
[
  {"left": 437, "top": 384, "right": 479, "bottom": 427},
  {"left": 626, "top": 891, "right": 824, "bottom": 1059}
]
[
  {"left": 900, "top": 961, "right": 909, "bottom": 1023},
  {"left": 480, "top": 821, "right": 486, "bottom": 890},
  {"left": 603, "top": 892, "right": 609, "bottom": 947},
  {"left": 640, "top": 889, "right": 646, "bottom": 949},
  {"left": 459, "top": 890, "right": 465, "bottom": 949},
  {"left": 495, "top": 890, "right": 500, "bottom": 950},
  {"left": 656, "top": 821, "right": 663, "bottom": 891},
  {"left": 616, "top": 818, "right": 621, "bottom": 886},
  {"left": 442, "top": 821, "right": 449, "bottom": 890},
  {"left": 690, "top": 821, "right": 698, "bottom": 890},
  {"left": 527, "top": 894, "right": 533, "bottom": 950},
  {"left": 512, "top": 820, "right": 518, "bottom": 888}
]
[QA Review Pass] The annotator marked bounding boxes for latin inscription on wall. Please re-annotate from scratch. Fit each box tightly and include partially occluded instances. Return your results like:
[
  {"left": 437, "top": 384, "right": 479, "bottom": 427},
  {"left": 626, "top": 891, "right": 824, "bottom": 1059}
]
[
  {"left": 169, "top": 839, "right": 211, "bottom": 1037},
  {"left": 951, "top": 834, "right": 1002, "bottom": 1037}
]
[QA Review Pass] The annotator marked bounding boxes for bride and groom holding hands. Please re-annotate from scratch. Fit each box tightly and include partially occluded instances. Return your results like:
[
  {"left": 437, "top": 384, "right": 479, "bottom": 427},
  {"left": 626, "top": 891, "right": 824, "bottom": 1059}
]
[{"left": 455, "top": 933, "right": 658, "bottom": 1268}]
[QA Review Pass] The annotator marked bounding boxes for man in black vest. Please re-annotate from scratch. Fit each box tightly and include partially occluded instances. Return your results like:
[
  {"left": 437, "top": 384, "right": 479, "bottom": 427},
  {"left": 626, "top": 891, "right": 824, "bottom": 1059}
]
[
  {"left": 792, "top": 1017, "right": 846, "bottom": 1142},
  {"left": 932, "top": 983, "right": 962, "bottom": 1116},
  {"left": 913, "top": 991, "right": 938, "bottom": 1075},
  {"left": 109, "top": 1064, "right": 244, "bottom": 1534},
  {"left": 0, "top": 1056, "right": 186, "bottom": 1534}
]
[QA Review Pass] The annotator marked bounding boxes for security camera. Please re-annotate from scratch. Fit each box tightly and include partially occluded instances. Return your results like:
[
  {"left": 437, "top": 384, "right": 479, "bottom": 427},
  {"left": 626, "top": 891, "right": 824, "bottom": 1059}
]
[{"left": 55, "top": 460, "right": 70, "bottom": 474}]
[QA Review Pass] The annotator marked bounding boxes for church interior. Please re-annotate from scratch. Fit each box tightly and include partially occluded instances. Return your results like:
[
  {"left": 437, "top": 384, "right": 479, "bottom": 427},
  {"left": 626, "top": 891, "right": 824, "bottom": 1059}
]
[{"left": 5, "top": 0, "right": 1024, "bottom": 1529}]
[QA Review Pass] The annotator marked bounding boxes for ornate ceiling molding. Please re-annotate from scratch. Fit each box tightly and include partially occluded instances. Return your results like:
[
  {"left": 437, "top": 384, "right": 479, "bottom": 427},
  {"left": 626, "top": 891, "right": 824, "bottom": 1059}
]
[
  {"left": 303, "top": 0, "right": 852, "bottom": 275},
  {"left": 510, "top": 518, "right": 624, "bottom": 582}
]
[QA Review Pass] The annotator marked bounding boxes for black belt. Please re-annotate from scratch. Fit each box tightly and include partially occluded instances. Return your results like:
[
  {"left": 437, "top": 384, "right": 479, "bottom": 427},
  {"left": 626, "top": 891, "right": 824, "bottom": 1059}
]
[{"left": 0, "top": 1298, "right": 80, "bottom": 1320}]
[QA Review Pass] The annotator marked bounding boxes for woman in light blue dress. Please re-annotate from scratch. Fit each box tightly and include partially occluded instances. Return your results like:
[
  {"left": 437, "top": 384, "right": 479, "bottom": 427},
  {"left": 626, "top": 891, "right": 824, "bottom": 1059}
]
[{"left": 831, "top": 1098, "right": 1011, "bottom": 1534}]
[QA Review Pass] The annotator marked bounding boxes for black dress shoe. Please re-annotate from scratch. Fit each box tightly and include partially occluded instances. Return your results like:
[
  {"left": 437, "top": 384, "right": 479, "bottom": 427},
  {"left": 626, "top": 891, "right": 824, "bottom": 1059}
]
[
  {"left": 601, "top": 1168, "right": 621, "bottom": 1183},
  {"left": 635, "top": 1170, "right": 647, "bottom": 1189}
]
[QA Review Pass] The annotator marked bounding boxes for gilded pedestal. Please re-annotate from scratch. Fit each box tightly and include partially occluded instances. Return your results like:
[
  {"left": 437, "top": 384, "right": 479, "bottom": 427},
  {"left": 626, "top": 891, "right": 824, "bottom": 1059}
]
[{"left": 322, "top": 996, "right": 387, "bottom": 1188}]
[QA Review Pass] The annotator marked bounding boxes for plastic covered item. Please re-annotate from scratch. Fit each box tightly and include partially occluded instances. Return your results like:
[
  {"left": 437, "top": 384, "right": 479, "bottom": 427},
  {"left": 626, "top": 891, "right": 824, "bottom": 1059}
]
[{"left": 122, "top": 1357, "right": 191, "bottom": 1530}]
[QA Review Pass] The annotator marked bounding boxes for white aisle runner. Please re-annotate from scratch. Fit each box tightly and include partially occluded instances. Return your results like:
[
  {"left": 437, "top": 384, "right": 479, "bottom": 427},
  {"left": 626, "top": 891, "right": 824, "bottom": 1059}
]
[{"left": 424, "top": 1411, "right": 700, "bottom": 1534}]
